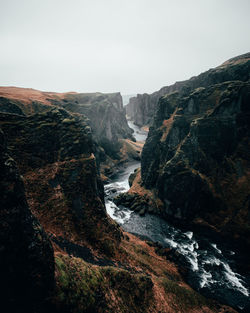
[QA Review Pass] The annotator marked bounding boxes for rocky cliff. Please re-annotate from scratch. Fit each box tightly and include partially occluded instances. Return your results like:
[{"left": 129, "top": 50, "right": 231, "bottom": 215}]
[
  {"left": 0, "top": 129, "right": 54, "bottom": 313},
  {"left": 0, "top": 108, "right": 121, "bottom": 250},
  {"left": 53, "top": 92, "right": 134, "bottom": 159},
  {"left": 0, "top": 106, "right": 236, "bottom": 312},
  {"left": 123, "top": 78, "right": 250, "bottom": 251},
  {"left": 126, "top": 52, "right": 250, "bottom": 126},
  {"left": 0, "top": 88, "right": 134, "bottom": 177}
]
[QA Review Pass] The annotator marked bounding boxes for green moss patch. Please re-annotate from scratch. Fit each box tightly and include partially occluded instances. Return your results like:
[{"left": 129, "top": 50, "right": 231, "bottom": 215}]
[
  {"left": 54, "top": 254, "right": 153, "bottom": 313},
  {"left": 55, "top": 255, "right": 104, "bottom": 312}
]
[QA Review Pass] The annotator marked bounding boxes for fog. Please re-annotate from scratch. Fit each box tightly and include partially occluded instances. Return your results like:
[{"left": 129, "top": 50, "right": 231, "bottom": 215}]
[{"left": 0, "top": 0, "right": 249, "bottom": 94}]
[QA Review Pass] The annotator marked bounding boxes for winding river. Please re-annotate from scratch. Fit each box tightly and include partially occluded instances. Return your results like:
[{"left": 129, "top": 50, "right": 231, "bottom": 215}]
[{"left": 105, "top": 120, "right": 250, "bottom": 312}]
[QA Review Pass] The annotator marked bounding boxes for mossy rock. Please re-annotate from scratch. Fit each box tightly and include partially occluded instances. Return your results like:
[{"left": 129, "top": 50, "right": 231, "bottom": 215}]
[
  {"left": 54, "top": 255, "right": 105, "bottom": 312},
  {"left": 54, "top": 254, "right": 154, "bottom": 313}
]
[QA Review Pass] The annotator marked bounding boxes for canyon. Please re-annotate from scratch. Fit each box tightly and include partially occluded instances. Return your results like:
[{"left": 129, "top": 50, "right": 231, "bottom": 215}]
[
  {"left": 121, "top": 53, "right": 250, "bottom": 250},
  {"left": 126, "top": 52, "right": 250, "bottom": 127},
  {"left": 0, "top": 52, "right": 249, "bottom": 313}
]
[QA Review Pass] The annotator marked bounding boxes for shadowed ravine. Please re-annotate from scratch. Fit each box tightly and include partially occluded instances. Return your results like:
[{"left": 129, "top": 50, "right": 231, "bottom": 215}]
[{"left": 105, "top": 120, "right": 250, "bottom": 312}]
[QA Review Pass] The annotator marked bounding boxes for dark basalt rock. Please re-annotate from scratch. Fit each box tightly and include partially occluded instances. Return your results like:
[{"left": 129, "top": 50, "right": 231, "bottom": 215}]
[
  {"left": 53, "top": 92, "right": 134, "bottom": 162},
  {"left": 0, "top": 89, "right": 134, "bottom": 161},
  {"left": 0, "top": 108, "right": 121, "bottom": 249},
  {"left": 127, "top": 52, "right": 250, "bottom": 127},
  {"left": 0, "top": 89, "right": 135, "bottom": 177},
  {"left": 0, "top": 129, "right": 54, "bottom": 313},
  {"left": 0, "top": 61, "right": 244, "bottom": 313},
  {"left": 0, "top": 108, "right": 93, "bottom": 171},
  {"left": 0, "top": 97, "right": 25, "bottom": 115},
  {"left": 140, "top": 78, "right": 250, "bottom": 248},
  {"left": 0, "top": 110, "right": 157, "bottom": 313},
  {"left": 128, "top": 168, "right": 140, "bottom": 187}
]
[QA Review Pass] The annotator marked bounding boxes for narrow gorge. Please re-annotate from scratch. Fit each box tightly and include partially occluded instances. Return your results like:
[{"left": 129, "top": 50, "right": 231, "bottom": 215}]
[{"left": 0, "top": 52, "right": 249, "bottom": 313}]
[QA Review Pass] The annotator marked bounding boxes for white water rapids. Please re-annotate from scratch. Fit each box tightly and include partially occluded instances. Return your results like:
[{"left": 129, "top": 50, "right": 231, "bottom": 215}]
[{"left": 104, "top": 120, "right": 250, "bottom": 312}]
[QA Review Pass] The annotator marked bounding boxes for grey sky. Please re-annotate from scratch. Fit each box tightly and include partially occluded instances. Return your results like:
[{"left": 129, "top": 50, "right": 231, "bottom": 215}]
[{"left": 0, "top": 0, "right": 249, "bottom": 94}]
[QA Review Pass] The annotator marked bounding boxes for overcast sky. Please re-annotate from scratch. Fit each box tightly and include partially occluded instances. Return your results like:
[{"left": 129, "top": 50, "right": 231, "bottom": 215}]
[{"left": 0, "top": 0, "right": 249, "bottom": 95}]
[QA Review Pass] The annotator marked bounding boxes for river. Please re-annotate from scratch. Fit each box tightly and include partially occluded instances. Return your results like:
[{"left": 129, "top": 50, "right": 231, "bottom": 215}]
[{"left": 104, "top": 120, "right": 250, "bottom": 312}]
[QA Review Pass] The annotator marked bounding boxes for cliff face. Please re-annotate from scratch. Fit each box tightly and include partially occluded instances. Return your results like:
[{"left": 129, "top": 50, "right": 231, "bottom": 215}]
[
  {"left": 0, "top": 108, "right": 236, "bottom": 312},
  {"left": 0, "top": 129, "right": 54, "bottom": 313},
  {"left": 57, "top": 92, "right": 134, "bottom": 159},
  {"left": 0, "top": 109, "right": 121, "bottom": 249},
  {"left": 0, "top": 88, "right": 134, "bottom": 171},
  {"left": 127, "top": 52, "right": 250, "bottom": 126},
  {"left": 140, "top": 79, "right": 250, "bottom": 247}
]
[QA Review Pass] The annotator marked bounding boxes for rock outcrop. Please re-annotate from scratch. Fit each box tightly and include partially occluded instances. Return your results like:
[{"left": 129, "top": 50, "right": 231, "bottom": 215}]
[
  {"left": 127, "top": 52, "right": 250, "bottom": 126},
  {"left": 0, "top": 100, "right": 237, "bottom": 313},
  {"left": 53, "top": 92, "right": 134, "bottom": 159},
  {"left": 126, "top": 78, "right": 250, "bottom": 250},
  {"left": 0, "top": 108, "right": 121, "bottom": 250},
  {"left": 0, "top": 88, "right": 134, "bottom": 177},
  {"left": 0, "top": 129, "right": 54, "bottom": 313}
]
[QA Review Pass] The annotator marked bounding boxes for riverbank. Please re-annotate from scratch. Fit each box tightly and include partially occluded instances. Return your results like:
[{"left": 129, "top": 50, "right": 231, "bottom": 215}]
[{"left": 104, "top": 120, "right": 250, "bottom": 312}]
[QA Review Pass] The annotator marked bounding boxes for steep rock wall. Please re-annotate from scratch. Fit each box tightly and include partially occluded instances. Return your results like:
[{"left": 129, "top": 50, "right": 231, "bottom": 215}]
[
  {"left": 0, "top": 129, "right": 54, "bottom": 313},
  {"left": 140, "top": 80, "right": 250, "bottom": 247},
  {"left": 0, "top": 104, "right": 237, "bottom": 313},
  {"left": 58, "top": 92, "right": 134, "bottom": 159},
  {"left": 0, "top": 88, "right": 134, "bottom": 165},
  {"left": 0, "top": 109, "right": 121, "bottom": 250},
  {"left": 127, "top": 52, "right": 250, "bottom": 126}
]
